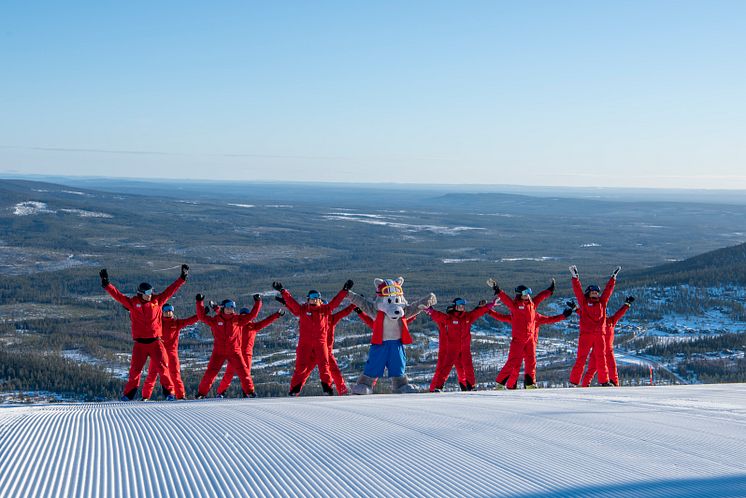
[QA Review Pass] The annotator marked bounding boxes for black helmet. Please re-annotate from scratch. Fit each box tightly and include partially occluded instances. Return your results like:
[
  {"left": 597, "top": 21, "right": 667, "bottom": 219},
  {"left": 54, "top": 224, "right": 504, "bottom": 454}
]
[
  {"left": 307, "top": 290, "right": 322, "bottom": 299},
  {"left": 585, "top": 285, "right": 601, "bottom": 295},
  {"left": 137, "top": 282, "right": 153, "bottom": 295},
  {"left": 452, "top": 297, "right": 467, "bottom": 306},
  {"left": 514, "top": 285, "right": 532, "bottom": 296}
]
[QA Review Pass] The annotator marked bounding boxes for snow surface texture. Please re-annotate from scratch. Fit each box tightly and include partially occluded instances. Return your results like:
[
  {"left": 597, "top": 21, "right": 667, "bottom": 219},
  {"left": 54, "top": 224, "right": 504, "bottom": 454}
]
[{"left": 1, "top": 385, "right": 746, "bottom": 497}]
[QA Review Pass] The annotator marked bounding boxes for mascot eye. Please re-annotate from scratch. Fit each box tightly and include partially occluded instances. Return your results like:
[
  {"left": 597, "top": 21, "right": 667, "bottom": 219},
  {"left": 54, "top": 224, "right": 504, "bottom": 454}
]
[{"left": 388, "top": 298, "right": 392, "bottom": 304}]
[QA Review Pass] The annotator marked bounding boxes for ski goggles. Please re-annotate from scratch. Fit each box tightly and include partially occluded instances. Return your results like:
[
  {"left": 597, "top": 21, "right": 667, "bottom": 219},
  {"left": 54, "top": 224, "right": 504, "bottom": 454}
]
[
  {"left": 585, "top": 285, "right": 601, "bottom": 294},
  {"left": 516, "top": 288, "right": 532, "bottom": 296},
  {"left": 162, "top": 304, "right": 174, "bottom": 312},
  {"left": 222, "top": 300, "right": 237, "bottom": 309},
  {"left": 453, "top": 298, "right": 467, "bottom": 306},
  {"left": 139, "top": 288, "right": 153, "bottom": 296},
  {"left": 377, "top": 282, "right": 404, "bottom": 297},
  {"left": 307, "top": 292, "right": 322, "bottom": 300}
]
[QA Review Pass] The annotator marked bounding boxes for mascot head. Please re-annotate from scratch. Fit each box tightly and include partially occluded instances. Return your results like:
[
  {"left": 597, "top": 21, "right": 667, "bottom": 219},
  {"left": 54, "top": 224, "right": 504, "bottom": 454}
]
[{"left": 374, "top": 277, "right": 407, "bottom": 319}]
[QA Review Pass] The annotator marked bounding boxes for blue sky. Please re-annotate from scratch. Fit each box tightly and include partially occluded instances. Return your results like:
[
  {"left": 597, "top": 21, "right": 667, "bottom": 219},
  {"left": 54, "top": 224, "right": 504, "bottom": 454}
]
[{"left": 1, "top": 1, "right": 745, "bottom": 188}]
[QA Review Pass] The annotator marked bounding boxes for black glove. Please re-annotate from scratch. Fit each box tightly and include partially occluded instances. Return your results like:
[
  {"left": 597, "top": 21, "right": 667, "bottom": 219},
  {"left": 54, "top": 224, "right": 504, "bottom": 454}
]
[
  {"left": 565, "top": 300, "right": 577, "bottom": 311},
  {"left": 209, "top": 300, "right": 218, "bottom": 311},
  {"left": 487, "top": 278, "right": 500, "bottom": 295},
  {"left": 272, "top": 281, "right": 283, "bottom": 292},
  {"left": 196, "top": 293, "right": 205, "bottom": 302},
  {"left": 278, "top": 309, "right": 285, "bottom": 317},
  {"left": 569, "top": 265, "right": 579, "bottom": 278},
  {"left": 203, "top": 305, "right": 211, "bottom": 314},
  {"left": 547, "top": 278, "right": 556, "bottom": 293},
  {"left": 563, "top": 308, "right": 574, "bottom": 317},
  {"left": 478, "top": 299, "right": 487, "bottom": 307},
  {"left": 253, "top": 293, "right": 261, "bottom": 303},
  {"left": 625, "top": 296, "right": 635, "bottom": 304},
  {"left": 180, "top": 264, "right": 189, "bottom": 280},
  {"left": 274, "top": 295, "right": 286, "bottom": 306},
  {"left": 99, "top": 269, "right": 109, "bottom": 288},
  {"left": 354, "top": 307, "right": 363, "bottom": 314},
  {"left": 343, "top": 279, "right": 354, "bottom": 291},
  {"left": 611, "top": 266, "right": 622, "bottom": 278}
]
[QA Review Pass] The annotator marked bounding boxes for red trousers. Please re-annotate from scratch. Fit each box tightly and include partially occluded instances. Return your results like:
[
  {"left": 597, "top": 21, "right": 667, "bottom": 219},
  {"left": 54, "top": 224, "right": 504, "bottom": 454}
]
[
  {"left": 290, "top": 343, "right": 332, "bottom": 390},
  {"left": 496, "top": 337, "right": 532, "bottom": 389},
  {"left": 198, "top": 350, "right": 254, "bottom": 396},
  {"left": 217, "top": 352, "right": 254, "bottom": 395},
  {"left": 123, "top": 340, "right": 173, "bottom": 398},
  {"left": 570, "top": 333, "right": 609, "bottom": 385},
  {"left": 142, "top": 344, "right": 185, "bottom": 399},
  {"left": 582, "top": 331, "right": 618, "bottom": 386},
  {"left": 430, "top": 345, "right": 469, "bottom": 391},
  {"left": 328, "top": 348, "right": 348, "bottom": 395}
]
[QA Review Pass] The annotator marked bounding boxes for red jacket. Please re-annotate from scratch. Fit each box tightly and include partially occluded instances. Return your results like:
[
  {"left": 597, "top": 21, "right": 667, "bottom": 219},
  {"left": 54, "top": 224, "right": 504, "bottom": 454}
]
[
  {"left": 425, "top": 305, "right": 494, "bottom": 347},
  {"left": 161, "top": 315, "right": 199, "bottom": 350},
  {"left": 490, "top": 290, "right": 566, "bottom": 342},
  {"left": 105, "top": 278, "right": 185, "bottom": 339},
  {"left": 281, "top": 289, "right": 348, "bottom": 346},
  {"left": 240, "top": 311, "right": 283, "bottom": 356},
  {"left": 572, "top": 277, "right": 615, "bottom": 335},
  {"left": 196, "top": 299, "right": 261, "bottom": 354},
  {"left": 357, "top": 310, "right": 418, "bottom": 344}
]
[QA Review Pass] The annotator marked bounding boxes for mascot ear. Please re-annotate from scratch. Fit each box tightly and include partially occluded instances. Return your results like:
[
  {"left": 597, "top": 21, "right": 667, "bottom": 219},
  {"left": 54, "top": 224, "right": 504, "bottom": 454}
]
[
  {"left": 374, "top": 278, "right": 384, "bottom": 287},
  {"left": 395, "top": 277, "right": 405, "bottom": 286}
]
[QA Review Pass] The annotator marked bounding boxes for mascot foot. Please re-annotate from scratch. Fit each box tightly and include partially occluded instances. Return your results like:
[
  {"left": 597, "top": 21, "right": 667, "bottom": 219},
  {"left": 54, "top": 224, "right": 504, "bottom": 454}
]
[
  {"left": 392, "top": 376, "right": 419, "bottom": 394},
  {"left": 351, "top": 374, "right": 375, "bottom": 395}
]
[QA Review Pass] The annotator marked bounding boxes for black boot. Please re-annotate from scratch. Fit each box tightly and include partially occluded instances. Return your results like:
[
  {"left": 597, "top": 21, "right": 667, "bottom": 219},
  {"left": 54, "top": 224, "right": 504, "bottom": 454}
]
[
  {"left": 459, "top": 382, "right": 468, "bottom": 391},
  {"left": 288, "top": 384, "right": 302, "bottom": 397},
  {"left": 466, "top": 381, "right": 474, "bottom": 391},
  {"left": 321, "top": 382, "right": 334, "bottom": 396}
]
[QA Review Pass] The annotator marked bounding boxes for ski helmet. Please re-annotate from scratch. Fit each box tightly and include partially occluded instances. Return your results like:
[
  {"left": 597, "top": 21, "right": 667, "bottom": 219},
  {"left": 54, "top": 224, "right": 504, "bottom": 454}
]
[{"left": 137, "top": 282, "right": 153, "bottom": 295}]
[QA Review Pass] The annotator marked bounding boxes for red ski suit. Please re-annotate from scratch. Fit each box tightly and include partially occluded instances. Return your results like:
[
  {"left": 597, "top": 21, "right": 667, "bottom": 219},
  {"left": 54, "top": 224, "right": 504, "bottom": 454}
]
[
  {"left": 488, "top": 290, "right": 564, "bottom": 388},
  {"left": 216, "top": 310, "right": 283, "bottom": 395},
  {"left": 142, "top": 314, "right": 198, "bottom": 399},
  {"left": 582, "top": 303, "right": 630, "bottom": 387},
  {"left": 196, "top": 299, "right": 260, "bottom": 396},
  {"left": 425, "top": 304, "right": 493, "bottom": 391},
  {"left": 104, "top": 277, "right": 185, "bottom": 397},
  {"left": 569, "top": 276, "right": 616, "bottom": 385},
  {"left": 281, "top": 288, "right": 348, "bottom": 391},
  {"left": 326, "top": 305, "right": 356, "bottom": 395}
]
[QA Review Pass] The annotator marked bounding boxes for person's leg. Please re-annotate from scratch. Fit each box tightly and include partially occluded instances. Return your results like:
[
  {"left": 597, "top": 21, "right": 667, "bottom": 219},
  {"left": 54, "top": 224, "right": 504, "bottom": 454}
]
[
  {"left": 197, "top": 351, "right": 226, "bottom": 397},
  {"left": 569, "top": 333, "right": 594, "bottom": 385},
  {"left": 122, "top": 343, "right": 149, "bottom": 399}
]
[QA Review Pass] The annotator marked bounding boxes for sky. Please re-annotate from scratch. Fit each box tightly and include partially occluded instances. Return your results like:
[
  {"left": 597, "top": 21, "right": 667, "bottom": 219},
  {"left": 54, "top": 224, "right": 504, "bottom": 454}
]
[{"left": 1, "top": 1, "right": 745, "bottom": 189}]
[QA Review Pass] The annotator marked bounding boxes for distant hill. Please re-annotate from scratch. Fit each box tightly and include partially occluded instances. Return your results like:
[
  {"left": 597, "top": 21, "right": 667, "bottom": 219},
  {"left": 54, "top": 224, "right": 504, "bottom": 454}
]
[{"left": 628, "top": 242, "right": 746, "bottom": 286}]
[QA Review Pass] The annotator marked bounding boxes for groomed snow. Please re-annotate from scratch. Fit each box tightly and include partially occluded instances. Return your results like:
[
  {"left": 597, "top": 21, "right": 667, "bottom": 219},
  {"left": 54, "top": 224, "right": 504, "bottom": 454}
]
[{"left": 1, "top": 385, "right": 745, "bottom": 497}]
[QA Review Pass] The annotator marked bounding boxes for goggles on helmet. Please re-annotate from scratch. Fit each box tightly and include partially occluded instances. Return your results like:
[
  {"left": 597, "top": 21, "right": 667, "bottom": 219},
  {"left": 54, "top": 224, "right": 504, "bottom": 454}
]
[{"left": 162, "top": 304, "right": 174, "bottom": 312}]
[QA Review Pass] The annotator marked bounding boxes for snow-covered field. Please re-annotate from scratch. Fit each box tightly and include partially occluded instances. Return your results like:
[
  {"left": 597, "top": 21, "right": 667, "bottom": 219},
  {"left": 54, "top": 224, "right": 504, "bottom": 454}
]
[{"left": 1, "top": 384, "right": 745, "bottom": 497}]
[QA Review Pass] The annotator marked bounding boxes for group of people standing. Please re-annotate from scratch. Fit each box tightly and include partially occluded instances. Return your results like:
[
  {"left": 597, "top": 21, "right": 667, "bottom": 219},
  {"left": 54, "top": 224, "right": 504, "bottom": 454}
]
[{"left": 99, "top": 264, "right": 633, "bottom": 401}]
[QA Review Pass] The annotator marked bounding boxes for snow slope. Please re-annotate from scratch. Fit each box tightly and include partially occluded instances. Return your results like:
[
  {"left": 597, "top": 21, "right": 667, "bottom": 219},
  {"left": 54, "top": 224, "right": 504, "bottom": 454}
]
[{"left": 1, "top": 385, "right": 746, "bottom": 497}]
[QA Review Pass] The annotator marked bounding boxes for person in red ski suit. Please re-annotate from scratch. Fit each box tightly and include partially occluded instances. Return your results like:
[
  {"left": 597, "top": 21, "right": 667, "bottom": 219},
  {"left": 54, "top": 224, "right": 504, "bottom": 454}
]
[
  {"left": 582, "top": 296, "right": 634, "bottom": 387},
  {"left": 195, "top": 294, "right": 261, "bottom": 398},
  {"left": 568, "top": 265, "right": 620, "bottom": 386},
  {"left": 141, "top": 303, "right": 198, "bottom": 400},
  {"left": 99, "top": 265, "right": 189, "bottom": 401},
  {"left": 423, "top": 296, "right": 496, "bottom": 392},
  {"left": 486, "top": 278, "right": 571, "bottom": 389},
  {"left": 216, "top": 297, "right": 285, "bottom": 397},
  {"left": 272, "top": 280, "right": 352, "bottom": 396},
  {"left": 324, "top": 304, "right": 357, "bottom": 395}
]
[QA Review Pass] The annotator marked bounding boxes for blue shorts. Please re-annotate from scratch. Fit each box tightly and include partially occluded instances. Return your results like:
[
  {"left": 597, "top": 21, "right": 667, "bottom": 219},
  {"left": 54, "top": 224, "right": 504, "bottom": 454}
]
[{"left": 363, "top": 340, "right": 407, "bottom": 378}]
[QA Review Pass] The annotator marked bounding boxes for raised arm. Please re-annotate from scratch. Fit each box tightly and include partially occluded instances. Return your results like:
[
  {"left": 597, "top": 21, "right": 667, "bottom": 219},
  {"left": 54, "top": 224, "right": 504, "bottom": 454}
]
[
  {"left": 332, "top": 304, "right": 357, "bottom": 326},
  {"left": 355, "top": 308, "right": 375, "bottom": 329},
  {"left": 279, "top": 289, "right": 302, "bottom": 316},
  {"left": 571, "top": 275, "right": 585, "bottom": 303},
  {"left": 497, "top": 290, "right": 518, "bottom": 312},
  {"left": 423, "top": 307, "right": 449, "bottom": 325},
  {"left": 175, "top": 314, "right": 199, "bottom": 329},
  {"left": 251, "top": 311, "right": 284, "bottom": 331},
  {"left": 158, "top": 276, "right": 186, "bottom": 305},
  {"left": 536, "top": 312, "right": 568, "bottom": 326},
  {"left": 196, "top": 295, "right": 216, "bottom": 326},
  {"left": 487, "top": 309, "right": 512, "bottom": 324},
  {"left": 404, "top": 293, "right": 437, "bottom": 318},
  {"left": 327, "top": 285, "right": 350, "bottom": 311},
  {"left": 608, "top": 299, "right": 632, "bottom": 327},
  {"left": 245, "top": 294, "right": 263, "bottom": 322},
  {"left": 346, "top": 291, "right": 377, "bottom": 318},
  {"left": 103, "top": 282, "right": 133, "bottom": 311},
  {"left": 467, "top": 297, "right": 499, "bottom": 321},
  {"left": 600, "top": 272, "right": 618, "bottom": 305}
]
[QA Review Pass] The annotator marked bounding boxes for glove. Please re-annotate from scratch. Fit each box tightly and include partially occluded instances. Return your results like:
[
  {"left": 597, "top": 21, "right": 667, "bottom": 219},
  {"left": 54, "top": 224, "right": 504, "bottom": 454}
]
[
  {"left": 180, "top": 264, "right": 189, "bottom": 280},
  {"left": 354, "top": 307, "right": 363, "bottom": 314},
  {"left": 625, "top": 296, "right": 635, "bottom": 304},
  {"left": 547, "top": 278, "right": 556, "bottom": 293},
  {"left": 274, "top": 295, "right": 286, "bottom": 305},
  {"left": 562, "top": 308, "right": 574, "bottom": 318},
  {"left": 486, "top": 278, "right": 500, "bottom": 295},
  {"left": 209, "top": 300, "right": 218, "bottom": 311},
  {"left": 203, "top": 305, "right": 211, "bottom": 314},
  {"left": 565, "top": 300, "right": 577, "bottom": 311},
  {"left": 278, "top": 309, "right": 286, "bottom": 317},
  {"left": 196, "top": 293, "right": 205, "bottom": 302},
  {"left": 272, "top": 281, "right": 283, "bottom": 292},
  {"left": 343, "top": 279, "right": 354, "bottom": 291},
  {"left": 611, "top": 266, "right": 622, "bottom": 278},
  {"left": 99, "top": 269, "right": 109, "bottom": 288},
  {"left": 478, "top": 299, "right": 487, "bottom": 307},
  {"left": 253, "top": 293, "right": 261, "bottom": 302},
  {"left": 569, "top": 265, "right": 579, "bottom": 278}
]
